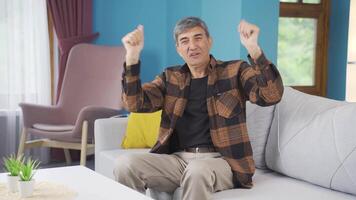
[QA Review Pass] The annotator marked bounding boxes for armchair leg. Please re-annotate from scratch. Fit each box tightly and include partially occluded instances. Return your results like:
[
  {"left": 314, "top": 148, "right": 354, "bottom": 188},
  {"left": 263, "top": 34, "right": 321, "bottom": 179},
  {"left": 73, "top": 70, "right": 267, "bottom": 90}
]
[
  {"left": 17, "top": 128, "right": 27, "bottom": 158},
  {"left": 80, "top": 120, "right": 88, "bottom": 166},
  {"left": 63, "top": 149, "right": 72, "bottom": 165}
]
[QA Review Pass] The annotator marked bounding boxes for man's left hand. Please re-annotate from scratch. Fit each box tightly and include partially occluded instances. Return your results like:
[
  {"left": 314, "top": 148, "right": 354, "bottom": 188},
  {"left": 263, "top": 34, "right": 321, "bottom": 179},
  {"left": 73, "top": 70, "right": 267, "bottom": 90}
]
[{"left": 238, "top": 20, "right": 262, "bottom": 59}]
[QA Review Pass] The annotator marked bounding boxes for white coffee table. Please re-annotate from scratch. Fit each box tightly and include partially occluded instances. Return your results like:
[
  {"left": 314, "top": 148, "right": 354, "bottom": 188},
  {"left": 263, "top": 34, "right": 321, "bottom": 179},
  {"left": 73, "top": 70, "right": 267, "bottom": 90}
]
[{"left": 0, "top": 165, "right": 152, "bottom": 200}]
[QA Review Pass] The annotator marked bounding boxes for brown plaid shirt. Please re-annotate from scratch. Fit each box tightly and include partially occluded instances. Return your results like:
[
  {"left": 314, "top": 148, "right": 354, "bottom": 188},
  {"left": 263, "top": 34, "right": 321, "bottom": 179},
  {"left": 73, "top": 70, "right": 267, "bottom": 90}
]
[{"left": 122, "top": 52, "right": 283, "bottom": 188}]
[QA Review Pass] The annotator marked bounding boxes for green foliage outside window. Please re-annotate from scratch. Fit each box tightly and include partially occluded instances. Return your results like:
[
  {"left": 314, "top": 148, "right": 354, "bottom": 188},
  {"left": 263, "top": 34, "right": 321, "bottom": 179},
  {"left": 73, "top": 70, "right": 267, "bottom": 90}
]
[{"left": 277, "top": 17, "right": 317, "bottom": 86}]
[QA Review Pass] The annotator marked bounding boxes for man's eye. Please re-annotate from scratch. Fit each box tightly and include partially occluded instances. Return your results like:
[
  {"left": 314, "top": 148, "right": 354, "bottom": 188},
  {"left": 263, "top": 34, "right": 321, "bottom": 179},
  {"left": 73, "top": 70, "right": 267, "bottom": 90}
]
[{"left": 181, "top": 40, "right": 188, "bottom": 45}]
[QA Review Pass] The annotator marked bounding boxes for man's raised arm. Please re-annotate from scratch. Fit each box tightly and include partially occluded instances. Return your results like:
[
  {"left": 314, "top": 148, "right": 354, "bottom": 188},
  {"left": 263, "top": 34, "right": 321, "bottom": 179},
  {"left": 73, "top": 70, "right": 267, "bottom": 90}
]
[
  {"left": 121, "top": 25, "right": 166, "bottom": 113},
  {"left": 237, "top": 20, "right": 284, "bottom": 106}
]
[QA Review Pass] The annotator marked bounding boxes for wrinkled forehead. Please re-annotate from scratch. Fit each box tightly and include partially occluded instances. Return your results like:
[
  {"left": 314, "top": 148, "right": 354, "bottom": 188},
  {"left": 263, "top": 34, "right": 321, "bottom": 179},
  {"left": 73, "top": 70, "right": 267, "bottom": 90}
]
[{"left": 176, "top": 26, "right": 207, "bottom": 41}]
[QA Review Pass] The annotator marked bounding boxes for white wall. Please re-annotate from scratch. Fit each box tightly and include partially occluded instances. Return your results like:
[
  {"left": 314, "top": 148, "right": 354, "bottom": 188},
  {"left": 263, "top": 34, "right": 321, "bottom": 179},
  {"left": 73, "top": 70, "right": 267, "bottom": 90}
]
[{"left": 346, "top": 0, "right": 356, "bottom": 102}]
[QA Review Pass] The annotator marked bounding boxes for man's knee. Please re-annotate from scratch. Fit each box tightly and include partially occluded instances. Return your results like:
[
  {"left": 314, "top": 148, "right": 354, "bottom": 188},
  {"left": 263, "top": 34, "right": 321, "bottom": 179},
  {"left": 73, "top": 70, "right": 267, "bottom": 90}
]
[{"left": 113, "top": 154, "right": 141, "bottom": 181}]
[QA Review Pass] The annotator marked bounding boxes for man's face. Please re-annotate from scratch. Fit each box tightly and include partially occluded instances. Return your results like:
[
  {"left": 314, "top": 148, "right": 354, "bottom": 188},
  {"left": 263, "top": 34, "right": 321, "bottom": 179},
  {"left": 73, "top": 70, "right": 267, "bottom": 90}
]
[{"left": 176, "top": 26, "right": 212, "bottom": 68}]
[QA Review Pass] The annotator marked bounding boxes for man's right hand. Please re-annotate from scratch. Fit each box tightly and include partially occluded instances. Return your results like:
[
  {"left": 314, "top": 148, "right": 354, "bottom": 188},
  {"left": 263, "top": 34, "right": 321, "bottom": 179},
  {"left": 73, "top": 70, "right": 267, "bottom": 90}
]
[{"left": 121, "top": 25, "right": 144, "bottom": 66}]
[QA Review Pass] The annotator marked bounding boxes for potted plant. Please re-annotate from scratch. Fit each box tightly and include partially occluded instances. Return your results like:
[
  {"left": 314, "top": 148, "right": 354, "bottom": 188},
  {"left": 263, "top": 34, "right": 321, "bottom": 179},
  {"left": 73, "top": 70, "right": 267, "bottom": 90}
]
[
  {"left": 18, "top": 157, "right": 40, "bottom": 198},
  {"left": 2, "top": 154, "right": 24, "bottom": 192}
]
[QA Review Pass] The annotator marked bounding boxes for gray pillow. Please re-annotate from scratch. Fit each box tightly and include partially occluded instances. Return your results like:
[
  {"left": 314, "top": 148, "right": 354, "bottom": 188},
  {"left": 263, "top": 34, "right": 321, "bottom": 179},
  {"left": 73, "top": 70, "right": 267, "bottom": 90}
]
[
  {"left": 266, "top": 87, "right": 356, "bottom": 196},
  {"left": 246, "top": 102, "right": 275, "bottom": 169}
]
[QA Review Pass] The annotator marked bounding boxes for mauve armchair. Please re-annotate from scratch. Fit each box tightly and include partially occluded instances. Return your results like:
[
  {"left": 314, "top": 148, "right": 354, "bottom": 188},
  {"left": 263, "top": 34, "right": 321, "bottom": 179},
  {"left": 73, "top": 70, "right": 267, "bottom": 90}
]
[{"left": 18, "top": 43, "right": 126, "bottom": 166}]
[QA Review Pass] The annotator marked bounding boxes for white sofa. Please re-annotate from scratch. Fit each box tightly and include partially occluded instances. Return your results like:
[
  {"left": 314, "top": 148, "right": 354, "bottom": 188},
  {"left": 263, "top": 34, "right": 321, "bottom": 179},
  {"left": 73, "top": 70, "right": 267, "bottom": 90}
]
[{"left": 94, "top": 87, "right": 356, "bottom": 200}]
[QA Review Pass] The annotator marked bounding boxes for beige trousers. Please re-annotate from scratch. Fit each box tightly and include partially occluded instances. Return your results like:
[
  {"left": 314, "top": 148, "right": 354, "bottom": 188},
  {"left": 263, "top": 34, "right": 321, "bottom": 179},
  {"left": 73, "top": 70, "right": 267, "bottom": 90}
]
[{"left": 113, "top": 152, "right": 234, "bottom": 200}]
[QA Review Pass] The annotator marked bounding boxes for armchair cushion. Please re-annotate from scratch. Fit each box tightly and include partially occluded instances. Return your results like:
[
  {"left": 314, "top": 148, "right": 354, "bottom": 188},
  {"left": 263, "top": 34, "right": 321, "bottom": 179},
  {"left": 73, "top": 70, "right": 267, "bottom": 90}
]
[
  {"left": 27, "top": 128, "right": 81, "bottom": 142},
  {"left": 122, "top": 110, "right": 161, "bottom": 148},
  {"left": 33, "top": 123, "right": 74, "bottom": 132}
]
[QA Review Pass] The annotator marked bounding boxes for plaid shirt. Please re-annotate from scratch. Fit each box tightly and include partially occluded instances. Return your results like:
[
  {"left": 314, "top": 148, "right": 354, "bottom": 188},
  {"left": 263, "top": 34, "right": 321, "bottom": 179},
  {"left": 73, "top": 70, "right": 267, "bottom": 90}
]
[{"left": 122, "top": 52, "right": 283, "bottom": 188}]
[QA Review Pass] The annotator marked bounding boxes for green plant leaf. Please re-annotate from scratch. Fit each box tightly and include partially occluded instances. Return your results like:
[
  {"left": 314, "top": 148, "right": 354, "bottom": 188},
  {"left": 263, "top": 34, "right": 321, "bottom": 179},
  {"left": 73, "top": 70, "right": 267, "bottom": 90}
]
[
  {"left": 19, "top": 157, "right": 40, "bottom": 181},
  {"left": 2, "top": 154, "right": 24, "bottom": 176}
]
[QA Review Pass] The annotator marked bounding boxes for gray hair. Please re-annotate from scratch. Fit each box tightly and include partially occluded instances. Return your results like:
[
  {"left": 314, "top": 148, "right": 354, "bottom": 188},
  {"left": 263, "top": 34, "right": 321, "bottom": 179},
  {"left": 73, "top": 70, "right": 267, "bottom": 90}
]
[{"left": 173, "top": 16, "right": 210, "bottom": 43}]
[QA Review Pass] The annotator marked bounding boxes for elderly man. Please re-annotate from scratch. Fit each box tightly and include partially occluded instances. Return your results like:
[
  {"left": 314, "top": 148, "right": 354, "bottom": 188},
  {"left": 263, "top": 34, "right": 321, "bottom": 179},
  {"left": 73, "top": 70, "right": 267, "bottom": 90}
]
[{"left": 115, "top": 16, "right": 283, "bottom": 200}]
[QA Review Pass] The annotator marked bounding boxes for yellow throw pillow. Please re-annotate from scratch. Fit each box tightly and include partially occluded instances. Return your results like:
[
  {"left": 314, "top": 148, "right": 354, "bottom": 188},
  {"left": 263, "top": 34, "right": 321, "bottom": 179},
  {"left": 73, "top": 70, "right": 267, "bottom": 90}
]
[{"left": 121, "top": 110, "right": 162, "bottom": 148}]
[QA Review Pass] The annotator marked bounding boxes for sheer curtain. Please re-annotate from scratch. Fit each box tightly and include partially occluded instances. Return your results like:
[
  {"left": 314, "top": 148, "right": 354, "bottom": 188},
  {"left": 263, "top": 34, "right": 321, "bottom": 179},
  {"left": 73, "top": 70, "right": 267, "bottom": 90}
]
[{"left": 0, "top": 0, "right": 51, "bottom": 164}]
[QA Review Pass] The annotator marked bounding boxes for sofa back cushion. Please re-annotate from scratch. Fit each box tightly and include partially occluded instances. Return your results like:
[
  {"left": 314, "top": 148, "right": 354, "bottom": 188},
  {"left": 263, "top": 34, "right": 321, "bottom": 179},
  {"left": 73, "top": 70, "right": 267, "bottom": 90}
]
[
  {"left": 266, "top": 87, "right": 356, "bottom": 195},
  {"left": 246, "top": 102, "right": 275, "bottom": 169}
]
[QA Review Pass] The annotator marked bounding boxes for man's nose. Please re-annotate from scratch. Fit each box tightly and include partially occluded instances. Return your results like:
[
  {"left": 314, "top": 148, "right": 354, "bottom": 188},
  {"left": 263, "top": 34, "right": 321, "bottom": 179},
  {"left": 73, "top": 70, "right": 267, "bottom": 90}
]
[{"left": 188, "top": 41, "right": 198, "bottom": 50}]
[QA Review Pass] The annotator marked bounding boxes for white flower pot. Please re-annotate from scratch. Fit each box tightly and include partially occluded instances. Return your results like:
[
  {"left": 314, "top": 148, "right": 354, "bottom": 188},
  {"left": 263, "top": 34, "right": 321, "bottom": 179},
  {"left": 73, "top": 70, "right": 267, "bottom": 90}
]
[
  {"left": 6, "top": 175, "right": 19, "bottom": 192},
  {"left": 18, "top": 179, "right": 35, "bottom": 198}
]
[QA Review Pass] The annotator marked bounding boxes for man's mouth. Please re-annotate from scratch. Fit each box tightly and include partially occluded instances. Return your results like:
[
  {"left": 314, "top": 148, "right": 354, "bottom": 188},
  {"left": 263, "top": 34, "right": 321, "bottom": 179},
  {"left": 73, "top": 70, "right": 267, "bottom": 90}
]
[{"left": 189, "top": 52, "right": 200, "bottom": 58}]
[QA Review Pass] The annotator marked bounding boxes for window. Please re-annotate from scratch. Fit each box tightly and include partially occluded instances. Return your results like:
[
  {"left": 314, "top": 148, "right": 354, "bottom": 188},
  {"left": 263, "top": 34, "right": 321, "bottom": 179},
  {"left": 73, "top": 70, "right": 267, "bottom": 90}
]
[
  {"left": 0, "top": 0, "right": 51, "bottom": 110},
  {"left": 278, "top": 0, "right": 329, "bottom": 96},
  {"left": 0, "top": 0, "right": 51, "bottom": 164}
]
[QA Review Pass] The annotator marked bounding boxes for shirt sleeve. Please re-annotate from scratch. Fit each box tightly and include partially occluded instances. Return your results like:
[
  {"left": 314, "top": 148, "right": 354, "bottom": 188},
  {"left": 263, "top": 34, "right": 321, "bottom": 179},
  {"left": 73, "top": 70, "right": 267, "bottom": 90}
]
[
  {"left": 122, "top": 61, "right": 166, "bottom": 112},
  {"left": 238, "top": 51, "right": 284, "bottom": 106}
]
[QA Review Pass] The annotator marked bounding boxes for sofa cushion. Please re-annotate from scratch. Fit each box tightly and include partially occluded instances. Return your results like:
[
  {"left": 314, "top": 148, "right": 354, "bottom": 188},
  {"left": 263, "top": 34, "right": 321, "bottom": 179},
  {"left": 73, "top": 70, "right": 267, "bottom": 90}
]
[
  {"left": 246, "top": 102, "right": 275, "bottom": 169},
  {"left": 212, "top": 169, "right": 356, "bottom": 200},
  {"left": 266, "top": 87, "right": 356, "bottom": 196},
  {"left": 97, "top": 147, "right": 356, "bottom": 200},
  {"left": 171, "top": 169, "right": 355, "bottom": 200}
]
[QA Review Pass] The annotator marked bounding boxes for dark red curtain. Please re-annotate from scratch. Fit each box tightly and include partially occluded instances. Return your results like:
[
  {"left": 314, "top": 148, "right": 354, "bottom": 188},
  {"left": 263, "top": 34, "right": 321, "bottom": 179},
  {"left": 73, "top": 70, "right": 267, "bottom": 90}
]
[{"left": 47, "top": 0, "right": 99, "bottom": 102}]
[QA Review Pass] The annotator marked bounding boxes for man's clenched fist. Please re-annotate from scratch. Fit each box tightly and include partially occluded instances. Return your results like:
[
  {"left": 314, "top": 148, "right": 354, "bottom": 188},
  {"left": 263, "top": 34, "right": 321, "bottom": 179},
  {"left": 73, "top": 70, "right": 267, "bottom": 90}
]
[
  {"left": 238, "top": 20, "right": 261, "bottom": 59},
  {"left": 122, "top": 25, "right": 144, "bottom": 65}
]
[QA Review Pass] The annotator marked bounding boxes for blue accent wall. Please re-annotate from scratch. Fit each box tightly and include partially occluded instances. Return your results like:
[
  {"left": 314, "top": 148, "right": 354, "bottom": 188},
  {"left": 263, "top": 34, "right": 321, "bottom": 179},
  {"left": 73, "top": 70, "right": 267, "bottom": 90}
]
[
  {"left": 93, "top": 0, "right": 280, "bottom": 83},
  {"left": 93, "top": 0, "right": 167, "bottom": 83},
  {"left": 241, "top": 0, "right": 280, "bottom": 64},
  {"left": 93, "top": 0, "right": 352, "bottom": 100},
  {"left": 201, "top": 0, "right": 242, "bottom": 61},
  {"left": 327, "top": 0, "right": 350, "bottom": 100}
]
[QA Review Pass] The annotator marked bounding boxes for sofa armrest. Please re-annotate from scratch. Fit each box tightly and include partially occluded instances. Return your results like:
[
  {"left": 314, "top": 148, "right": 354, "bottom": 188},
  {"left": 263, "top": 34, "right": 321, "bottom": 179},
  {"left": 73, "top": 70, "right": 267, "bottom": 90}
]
[{"left": 94, "top": 117, "right": 128, "bottom": 155}]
